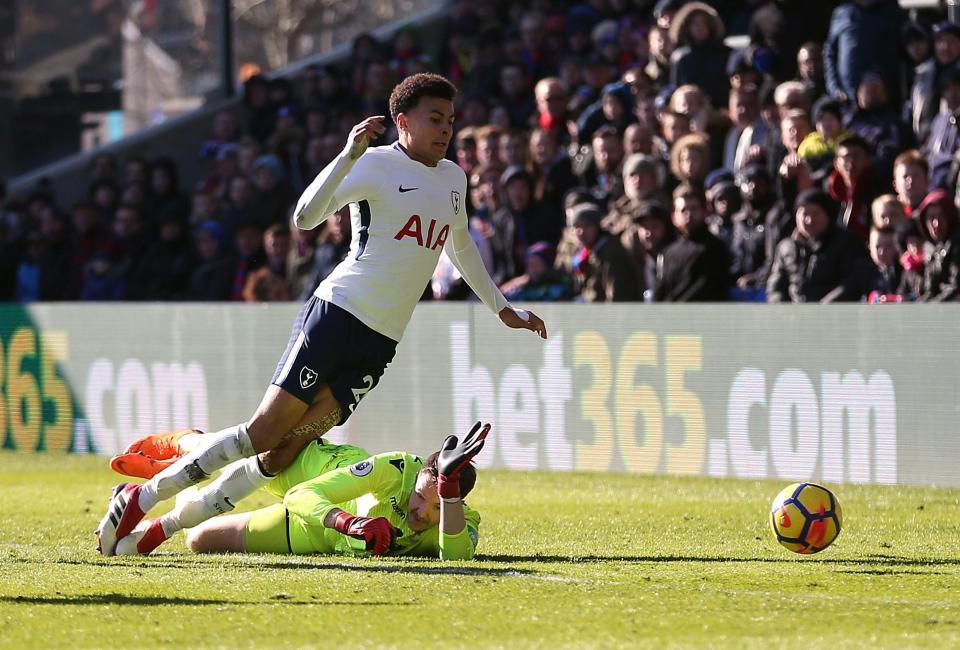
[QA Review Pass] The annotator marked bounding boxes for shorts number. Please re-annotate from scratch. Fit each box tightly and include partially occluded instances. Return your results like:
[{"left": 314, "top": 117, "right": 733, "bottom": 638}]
[{"left": 348, "top": 375, "right": 375, "bottom": 412}]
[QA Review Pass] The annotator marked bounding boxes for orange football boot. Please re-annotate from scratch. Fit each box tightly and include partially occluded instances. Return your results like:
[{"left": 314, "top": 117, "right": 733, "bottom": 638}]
[
  {"left": 109, "top": 428, "right": 203, "bottom": 479},
  {"left": 122, "top": 428, "right": 203, "bottom": 459},
  {"left": 109, "top": 452, "right": 176, "bottom": 480}
]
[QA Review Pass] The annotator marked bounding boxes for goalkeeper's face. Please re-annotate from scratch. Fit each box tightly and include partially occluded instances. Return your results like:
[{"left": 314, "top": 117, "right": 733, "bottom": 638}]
[
  {"left": 407, "top": 470, "right": 442, "bottom": 531},
  {"left": 398, "top": 97, "right": 455, "bottom": 165}
]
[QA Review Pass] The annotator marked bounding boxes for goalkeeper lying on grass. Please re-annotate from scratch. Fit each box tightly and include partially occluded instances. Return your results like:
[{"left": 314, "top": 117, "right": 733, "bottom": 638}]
[{"left": 109, "top": 423, "right": 488, "bottom": 560}]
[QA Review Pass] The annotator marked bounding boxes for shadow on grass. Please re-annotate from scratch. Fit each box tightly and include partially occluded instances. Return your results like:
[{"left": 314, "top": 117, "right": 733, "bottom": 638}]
[
  {"left": 225, "top": 560, "right": 534, "bottom": 577},
  {"left": 833, "top": 568, "right": 948, "bottom": 576},
  {"left": 8, "top": 555, "right": 536, "bottom": 577},
  {"left": 1, "top": 594, "right": 412, "bottom": 607},
  {"left": 475, "top": 553, "right": 960, "bottom": 567}
]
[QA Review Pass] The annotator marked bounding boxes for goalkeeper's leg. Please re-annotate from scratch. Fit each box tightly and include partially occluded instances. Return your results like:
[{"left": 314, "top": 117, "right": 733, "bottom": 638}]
[
  {"left": 100, "top": 384, "right": 342, "bottom": 555},
  {"left": 187, "top": 503, "right": 336, "bottom": 555},
  {"left": 114, "top": 402, "right": 343, "bottom": 556},
  {"left": 184, "top": 511, "right": 253, "bottom": 554},
  {"left": 141, "top": 385, "right": 335, "bottom": 511},
  {"left": 184, "top": 503, "right": 320, "bottom": 555}
]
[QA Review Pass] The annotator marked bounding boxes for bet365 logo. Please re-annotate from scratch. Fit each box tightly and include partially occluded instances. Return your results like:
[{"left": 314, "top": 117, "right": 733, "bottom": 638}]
[{"left": 0, "top": 326, "right": 73, "bottom": 451}]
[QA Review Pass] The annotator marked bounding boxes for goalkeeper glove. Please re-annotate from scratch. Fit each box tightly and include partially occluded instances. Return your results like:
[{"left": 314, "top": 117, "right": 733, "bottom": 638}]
[
  {"left": 437, "top": 421, "right": 490, "bottom": 500},
  {"left": 331, "top": 511, "right": 401, "bottom": 555}
]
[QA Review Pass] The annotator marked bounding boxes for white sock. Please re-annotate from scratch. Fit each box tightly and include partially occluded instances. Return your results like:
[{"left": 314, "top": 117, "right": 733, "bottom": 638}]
[
  {"left": 176, "top": 432, "right": 204, "bottom": 453},
  {"left": 158, "top": 456, "right": 273, "bottom": 537},
  {"left": 138, "top": 423, "right": 254, "bottom": 512}
]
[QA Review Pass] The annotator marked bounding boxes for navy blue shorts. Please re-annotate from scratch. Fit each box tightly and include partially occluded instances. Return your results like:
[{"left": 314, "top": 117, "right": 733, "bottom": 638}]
[{"left": 271, "top": 297, "right": 397, "bottom": 424}]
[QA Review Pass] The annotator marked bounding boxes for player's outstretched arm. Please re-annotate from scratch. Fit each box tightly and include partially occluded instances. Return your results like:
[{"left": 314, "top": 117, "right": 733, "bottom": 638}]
[
  {"left": 293, "top": 115, "right": 386, "bottom": 230},
  {"left": 437, "top": 424, "right": 486, "bottom": 535},
  {"left": 435, "top": 422, "right": 489, "bottom": 560},
  {"left": 499, "top": 306, "right": 548, "bottom": 339},
  {"left": 446, "top": 222, "right": 548, "bottom": 339}
]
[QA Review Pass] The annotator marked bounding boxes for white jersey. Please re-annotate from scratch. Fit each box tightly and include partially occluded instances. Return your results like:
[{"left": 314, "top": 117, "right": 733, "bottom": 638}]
[{"left": 307, "top": 143, "right": 505, "bottom": 341}]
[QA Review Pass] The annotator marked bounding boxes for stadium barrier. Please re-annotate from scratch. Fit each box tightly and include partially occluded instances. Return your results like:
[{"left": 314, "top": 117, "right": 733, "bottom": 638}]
[
  {"left": 0, "top": 303, "right": 954, "bottom": 487},
  {"left": 8, "top": 3, "right": 448, "bottom": 205}
]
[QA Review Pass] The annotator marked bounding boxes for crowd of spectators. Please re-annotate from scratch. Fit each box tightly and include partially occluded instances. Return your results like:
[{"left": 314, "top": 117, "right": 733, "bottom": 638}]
[{"left": 2, "top": 0, "right": 959, "bottom": 304}]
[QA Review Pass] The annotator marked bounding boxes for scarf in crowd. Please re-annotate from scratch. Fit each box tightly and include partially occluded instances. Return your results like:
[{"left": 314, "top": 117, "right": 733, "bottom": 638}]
[{"left": 572, "top": 245, "right": 592, "bottom": 276}]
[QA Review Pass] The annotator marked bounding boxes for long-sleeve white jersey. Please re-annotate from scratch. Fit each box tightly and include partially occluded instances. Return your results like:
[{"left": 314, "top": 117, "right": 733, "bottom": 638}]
[{"left": 294, "top": 142, "right": 508, "bottom": 342}]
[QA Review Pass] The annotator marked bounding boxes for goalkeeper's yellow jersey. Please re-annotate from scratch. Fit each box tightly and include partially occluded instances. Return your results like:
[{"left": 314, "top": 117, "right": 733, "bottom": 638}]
[{"left": 264, "top": 440, "right": 480, "bottom": 560}]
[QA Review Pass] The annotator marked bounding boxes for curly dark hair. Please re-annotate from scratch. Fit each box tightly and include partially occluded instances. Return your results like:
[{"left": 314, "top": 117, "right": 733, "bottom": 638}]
[
  {"left": 423, "top": 450, "right": 477, "bottom": 499},
  {"left": 388, "top": 73, "right": 457, "bottom": 123}
]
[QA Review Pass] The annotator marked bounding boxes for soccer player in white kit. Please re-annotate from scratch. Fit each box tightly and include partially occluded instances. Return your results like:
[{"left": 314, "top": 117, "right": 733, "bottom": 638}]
[{"left": 97, "top": 73, "right": 548, "bottom": 556}]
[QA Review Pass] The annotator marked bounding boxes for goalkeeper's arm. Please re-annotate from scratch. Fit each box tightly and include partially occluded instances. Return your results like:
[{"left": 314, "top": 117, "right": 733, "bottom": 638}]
[
  {"left": 435, "top": 422, "right": 490, "bottom": 560},
  {"left": 324, "top": 508, "right": 400, "bottom": 556},
  {"left": 283, "top": 454, "right": 400, "bottom": 556}
]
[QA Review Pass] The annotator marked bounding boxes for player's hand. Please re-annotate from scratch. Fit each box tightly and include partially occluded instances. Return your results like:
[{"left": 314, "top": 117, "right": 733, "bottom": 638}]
[
  {"left": 345, "top": 115, "right": 386, "bottom": 160},
  {"left": 332, "top": 512, "right": 401, "bottom": 555},
  {"left": 437, "top": 422, "right": 491, "bottom": 499},
  {"left": 499, "top": 307, "right": 548, "bottom": 339}
]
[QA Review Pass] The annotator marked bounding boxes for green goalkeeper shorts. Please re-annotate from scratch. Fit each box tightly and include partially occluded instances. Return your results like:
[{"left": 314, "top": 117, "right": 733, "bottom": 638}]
[
  {"left": 264, "top": 439, "right": 371, "bottom": 499},
  {"left": 244, "top": 504, "right": 317, "bottom": 554}
]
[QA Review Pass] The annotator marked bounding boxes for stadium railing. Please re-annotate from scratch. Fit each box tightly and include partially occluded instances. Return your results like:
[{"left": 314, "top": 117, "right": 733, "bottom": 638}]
[{"left": 9, "top": 3, "right": 448, "bottom": 207}]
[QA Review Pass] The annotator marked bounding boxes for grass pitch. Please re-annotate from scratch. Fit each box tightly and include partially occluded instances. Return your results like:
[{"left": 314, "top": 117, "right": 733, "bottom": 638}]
[{"left": 2, "top": 453, "right": 959, "bottom": 649}]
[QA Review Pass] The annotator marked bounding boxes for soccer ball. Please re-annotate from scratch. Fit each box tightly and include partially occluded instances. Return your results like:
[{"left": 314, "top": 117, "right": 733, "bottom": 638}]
[{"left": 769, "top": 482, "right": 843, "bottom": 554}]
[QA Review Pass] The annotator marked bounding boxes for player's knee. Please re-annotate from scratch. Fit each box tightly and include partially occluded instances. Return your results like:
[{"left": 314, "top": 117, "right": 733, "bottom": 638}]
[
  {"left": 247, "top": 389, "right": 312, "bottom": 452},
  {"left": 246, "top": 412, "right": 296, "bottom": 453},
  {"left": 259, "top": 445, "right": 298, "bottom": 475}
]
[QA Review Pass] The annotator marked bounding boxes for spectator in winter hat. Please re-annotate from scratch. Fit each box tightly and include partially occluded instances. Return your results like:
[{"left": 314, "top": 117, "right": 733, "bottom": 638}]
[
  {"left": 603, "top": 153, "right": 666, "bottom": 236},
  {"left": 896, "top": 218, "right": 925, "bottom": 299},
  {"left": 500, "top": 241, "right": 575, "bottom": 302},
  {"left": 250, "top": 155, "right": 295, "bottom": 227},
  {"left": 845, "top": 69, "right": 911, "bottom": 182},
  {"left": 561, "top": 202, "right": 641, "bottom": 302},
  {"left": 730, "top": 164, "right": 776, "bottom": 296},
  {"left": 621, "top": 201, "right": 676, "bottom": 298},
  {"left": 913, "top": 188, "right": 960, "bottom": 302},
  {"left": 767, "top": 188, "right": 872, "bottom": 303},
  {"left": 668, "top": 2, "right": 731, "bottom": 108},
  {"left": 924, "top": 66, "right": 960, "bottom": 187},
  {"left": 726, "top": 48, "right": 763, "bottom": 92},
  {"left": 899, "top": 22, "right": 931, "bottom": 109},
  {"left": 910, "top": 21, "right": 960, "bottom": 142},
  {"left": 797, "top": 97, "right": 848, "bottom": 168}
]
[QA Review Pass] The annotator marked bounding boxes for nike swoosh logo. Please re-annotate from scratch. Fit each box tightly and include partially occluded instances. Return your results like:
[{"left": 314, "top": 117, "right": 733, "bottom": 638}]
[{"left": 399, "top": 185, "right": 418, "bottom": 193}]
